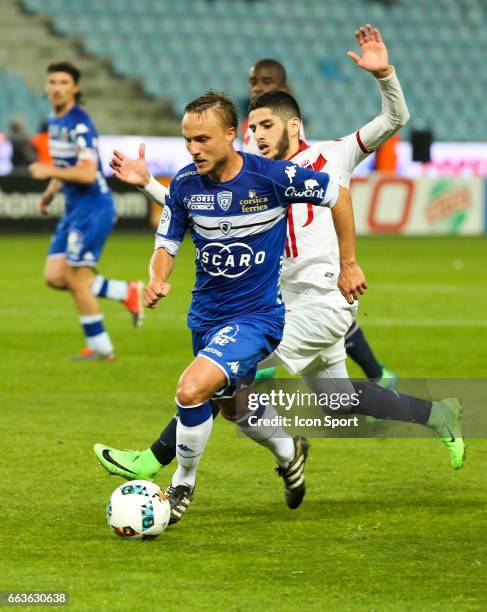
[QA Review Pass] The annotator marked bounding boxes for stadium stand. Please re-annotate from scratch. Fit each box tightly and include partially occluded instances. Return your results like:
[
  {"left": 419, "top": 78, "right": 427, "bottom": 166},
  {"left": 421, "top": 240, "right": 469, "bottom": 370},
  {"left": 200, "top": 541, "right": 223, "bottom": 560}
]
[
  {"left": 0, "top": 67, "right": 50, "bottom": 134},
  {"left": 0, "top": 0, "right": 180, "bottom": 135},
  {"left": 3, "top": 0, "right": 487, "bottom": 139}
]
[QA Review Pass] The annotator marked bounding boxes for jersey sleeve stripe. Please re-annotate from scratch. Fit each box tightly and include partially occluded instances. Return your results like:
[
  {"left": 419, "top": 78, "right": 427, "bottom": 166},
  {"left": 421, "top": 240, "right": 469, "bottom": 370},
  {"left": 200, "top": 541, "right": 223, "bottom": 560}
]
[{"left": 356, "top": 130, "right": 373, "bottom": 154}]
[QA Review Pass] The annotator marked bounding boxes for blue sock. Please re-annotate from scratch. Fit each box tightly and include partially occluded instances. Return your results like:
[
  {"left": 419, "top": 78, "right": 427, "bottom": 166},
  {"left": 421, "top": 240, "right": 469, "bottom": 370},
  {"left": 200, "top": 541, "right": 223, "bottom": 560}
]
[{"left": 177, "top": 401, "right": 213, "bottom": 426}]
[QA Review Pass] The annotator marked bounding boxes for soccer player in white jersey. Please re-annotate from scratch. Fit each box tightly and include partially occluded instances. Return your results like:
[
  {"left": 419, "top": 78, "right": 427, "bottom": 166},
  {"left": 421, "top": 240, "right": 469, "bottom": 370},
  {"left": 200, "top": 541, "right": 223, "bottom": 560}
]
[
  {"left": 243, "top": 33, "right": 396, "bottom": 386},
  {"left": 28, "top": 62, "right": 143, "bottom": 360}
]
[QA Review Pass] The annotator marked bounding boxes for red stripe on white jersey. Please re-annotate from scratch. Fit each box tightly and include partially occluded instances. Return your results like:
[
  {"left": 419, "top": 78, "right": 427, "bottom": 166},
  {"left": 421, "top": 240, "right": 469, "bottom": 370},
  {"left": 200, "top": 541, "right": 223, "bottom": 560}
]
[
  {"left": 288, "top": 139, "right": 309, "bottom": 161},
  {"left": 312, "top": 154, "right": 327, "bottom": 172},
  {"left": 302, "top": 203, "right": 314, "bottom": 227},
  {"left": 356, "top": 130, "right": 372, "bottom": 154},
  {"left": 287, "top": 207, "right": 298, "bottom": 258}
]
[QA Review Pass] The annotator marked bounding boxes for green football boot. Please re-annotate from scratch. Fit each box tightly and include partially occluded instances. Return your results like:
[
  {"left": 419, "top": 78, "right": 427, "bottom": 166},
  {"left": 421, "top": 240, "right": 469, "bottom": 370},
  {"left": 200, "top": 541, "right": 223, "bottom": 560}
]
[
  {"left": 377, "top": 366, "right": 399, "bottom": 390},
  {"left": 94, "top": 444, "right": 162, "bottom": 481},
  {"left": 427, "top": 398, "right": 465, "bottom": 470},
  {"left": 254, "top": 367, "right": 276, "bottom": 381}
]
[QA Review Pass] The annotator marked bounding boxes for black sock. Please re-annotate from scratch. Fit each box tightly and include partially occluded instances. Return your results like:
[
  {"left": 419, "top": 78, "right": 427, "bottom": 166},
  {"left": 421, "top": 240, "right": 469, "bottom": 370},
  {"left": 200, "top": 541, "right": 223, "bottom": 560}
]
[
  {"left": 345, "top": 324, "right": 383, "bottom": 379},
  {"left": 150, "top": 403, "right": 221, "bottom": 466},
  {"left": 353, "top": 382, "right": 432, "bottom": 425}
]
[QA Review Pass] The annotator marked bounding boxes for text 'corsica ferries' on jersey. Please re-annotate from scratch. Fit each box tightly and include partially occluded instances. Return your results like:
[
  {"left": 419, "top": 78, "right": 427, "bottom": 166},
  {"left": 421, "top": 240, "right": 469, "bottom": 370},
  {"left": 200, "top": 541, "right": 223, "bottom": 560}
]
[{"left": 155, "top": 152, "right": 338, "bottom": 331}]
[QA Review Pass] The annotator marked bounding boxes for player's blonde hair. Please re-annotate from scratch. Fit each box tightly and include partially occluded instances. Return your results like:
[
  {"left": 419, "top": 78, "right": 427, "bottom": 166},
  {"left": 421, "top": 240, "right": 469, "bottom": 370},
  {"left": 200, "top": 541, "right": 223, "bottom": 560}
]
[{"left": 184, "top": 91, "right": 238, "bottom": 130}]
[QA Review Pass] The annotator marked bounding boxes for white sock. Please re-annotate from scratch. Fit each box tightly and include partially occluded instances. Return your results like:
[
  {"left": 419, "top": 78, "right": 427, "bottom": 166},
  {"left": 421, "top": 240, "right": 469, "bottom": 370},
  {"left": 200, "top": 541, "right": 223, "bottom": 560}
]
[
  {"left": 237, "top": 403, "right": 295, "bottom": 468},
  {"left": 91, "top": 274, "right": 128, "bottom": 301},
  {"left": 172, "top": 415, "right": 213, "bottom": 489},
  {"left": 79, "top": 314, "right": 114, "bottom": 355}
]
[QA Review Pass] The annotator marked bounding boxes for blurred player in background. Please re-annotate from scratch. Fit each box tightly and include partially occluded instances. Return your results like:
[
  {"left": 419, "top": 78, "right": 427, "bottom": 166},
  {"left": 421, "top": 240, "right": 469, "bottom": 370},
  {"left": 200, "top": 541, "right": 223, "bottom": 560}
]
[
  {"left": 243, "top": 33, "right": 397, "bottom": 386},
  {"left": 28, "top": 62, "right": 143, "bottom": 360}
]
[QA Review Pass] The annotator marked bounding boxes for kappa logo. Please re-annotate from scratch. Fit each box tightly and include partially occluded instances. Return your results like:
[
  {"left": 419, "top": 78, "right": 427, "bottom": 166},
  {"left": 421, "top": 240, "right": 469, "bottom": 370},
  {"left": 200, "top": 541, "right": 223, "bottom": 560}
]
[
  {"left": 227, "top": 361, "right": 240, "bottom": 375},
  {"left": 285, "top": 165, "right": 297, "bottom": 184},
  {"left": 219, "top": 221, "right": 232, "bottom": 235},
  {"left": 217, "top": 191, "right": 233, "bottom": 211},
  {"left": 249, "top": 190, "right": 256, "bottom": 198},
  {"left": 177, "top": 443, "right": 193, "bottom": 453}
]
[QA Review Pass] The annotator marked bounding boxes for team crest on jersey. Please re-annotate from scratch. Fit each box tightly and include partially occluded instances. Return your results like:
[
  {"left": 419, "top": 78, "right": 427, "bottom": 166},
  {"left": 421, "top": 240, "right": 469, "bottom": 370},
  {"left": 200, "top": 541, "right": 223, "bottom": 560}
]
[
  {"left": 219, "top": 221, "right": 232, "bottom": 235},
  {"left": 217, "top": 191, "right": 232, "bottom": 211},
  {"left": 249, "top": 190, "right": 256, "bottom": 198}
]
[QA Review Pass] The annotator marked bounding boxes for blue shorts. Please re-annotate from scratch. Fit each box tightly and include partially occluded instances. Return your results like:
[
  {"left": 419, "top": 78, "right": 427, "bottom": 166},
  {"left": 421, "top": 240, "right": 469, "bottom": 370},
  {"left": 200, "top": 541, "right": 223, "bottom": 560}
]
[
  {"left": 192, "top": 314, "right": 283, "bottom": 398},
  {"left": 48, "top": 198, "right": 116, "bottom": 267}
]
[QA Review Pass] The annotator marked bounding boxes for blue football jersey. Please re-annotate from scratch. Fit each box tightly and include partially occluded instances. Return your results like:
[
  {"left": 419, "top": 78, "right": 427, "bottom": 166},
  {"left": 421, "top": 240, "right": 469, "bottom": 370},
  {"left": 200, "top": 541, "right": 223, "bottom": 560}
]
[
  {"left": 48, "top": 104, "right": 111, "bottom": 210},
  {"left": 155, "top": 152, "right": 338, "bottom": 331}
]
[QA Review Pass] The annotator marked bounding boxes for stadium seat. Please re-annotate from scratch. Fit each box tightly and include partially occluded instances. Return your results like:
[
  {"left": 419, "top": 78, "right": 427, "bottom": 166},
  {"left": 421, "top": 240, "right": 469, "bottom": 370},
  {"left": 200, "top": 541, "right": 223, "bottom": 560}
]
[{"left": 13, "top": 0, "right": 487, "bottom": 141}]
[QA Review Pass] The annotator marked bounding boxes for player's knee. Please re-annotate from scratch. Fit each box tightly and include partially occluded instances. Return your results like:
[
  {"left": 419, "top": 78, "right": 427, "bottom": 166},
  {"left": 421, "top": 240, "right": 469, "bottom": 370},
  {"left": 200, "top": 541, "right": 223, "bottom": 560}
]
[
  {"left": 44, "top": 270, "right": 67, "bottom": 290},
  {"left": 176, "top": 382, "right": 206, "bottom": 408},
  {"left": 66, "top": 270, "right": 89, "bottom": 294}
]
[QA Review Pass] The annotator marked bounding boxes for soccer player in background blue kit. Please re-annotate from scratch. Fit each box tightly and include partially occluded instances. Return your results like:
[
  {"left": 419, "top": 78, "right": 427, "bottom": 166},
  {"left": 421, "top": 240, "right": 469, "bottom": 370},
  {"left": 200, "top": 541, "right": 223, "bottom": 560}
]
[
  {"left": 96, "top": 91, "right": 366, "bottom": 519},
  {"left": 28, "top": 62, "right": 144, "bottom": 360}
]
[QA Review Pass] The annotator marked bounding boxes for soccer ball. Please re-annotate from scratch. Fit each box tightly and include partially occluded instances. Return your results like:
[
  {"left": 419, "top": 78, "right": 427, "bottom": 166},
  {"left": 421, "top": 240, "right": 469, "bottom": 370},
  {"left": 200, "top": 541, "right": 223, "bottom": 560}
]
[{"left": 106, "top": 480, "right": 170, "bottom": 539}]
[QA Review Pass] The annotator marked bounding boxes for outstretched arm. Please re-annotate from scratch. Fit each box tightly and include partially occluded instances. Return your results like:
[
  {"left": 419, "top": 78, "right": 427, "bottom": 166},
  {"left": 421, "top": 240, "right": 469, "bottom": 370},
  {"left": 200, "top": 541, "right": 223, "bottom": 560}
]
[
  {"left": 346, "top": 24, "right": 410, "bottom": 155},
  {"left": 331, "top": 187, "right": 367, "bottom": 304},
  {"left": 110, "top": 143, "right": 168, "bottom": 208},
  {"left": 29, "top": 161, "right": 97, "bottom": 184}
]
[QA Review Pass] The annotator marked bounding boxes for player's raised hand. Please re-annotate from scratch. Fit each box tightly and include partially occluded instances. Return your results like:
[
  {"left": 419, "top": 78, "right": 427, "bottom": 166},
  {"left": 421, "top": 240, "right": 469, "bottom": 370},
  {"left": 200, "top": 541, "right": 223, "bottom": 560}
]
[
  {"left": 338, "top": 262, "right": 367, "bottom": 305},
  {"left": 109, "top": 143, "right": 151, "bottom": 187},
  {"left": 347, "top": 24, "right": 392, "bottom": 79},
  {"left": 144, "top": 280, "right": 171, "bottom": 309}
]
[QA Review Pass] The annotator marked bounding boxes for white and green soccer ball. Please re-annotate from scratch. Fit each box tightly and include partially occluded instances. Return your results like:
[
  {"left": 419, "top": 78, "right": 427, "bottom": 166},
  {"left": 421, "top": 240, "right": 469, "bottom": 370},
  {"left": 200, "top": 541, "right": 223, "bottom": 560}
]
[{"left": 106, "top": 480, "right": 170, "bottom": 539}]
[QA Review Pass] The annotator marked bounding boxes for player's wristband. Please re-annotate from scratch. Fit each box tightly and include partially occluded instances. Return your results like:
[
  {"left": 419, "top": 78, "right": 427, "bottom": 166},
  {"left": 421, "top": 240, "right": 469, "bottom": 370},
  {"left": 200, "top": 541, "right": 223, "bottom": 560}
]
[{"left": 141, "top": 174, "right": 168, "bottom": 207}]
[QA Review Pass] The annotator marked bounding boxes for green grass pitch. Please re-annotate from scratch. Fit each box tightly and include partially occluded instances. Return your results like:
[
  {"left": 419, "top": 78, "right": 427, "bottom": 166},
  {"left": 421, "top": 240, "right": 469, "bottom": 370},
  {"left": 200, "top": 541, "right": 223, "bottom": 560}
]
[{"left": 1, "top": 233, "right": 486, "bottom": 611}]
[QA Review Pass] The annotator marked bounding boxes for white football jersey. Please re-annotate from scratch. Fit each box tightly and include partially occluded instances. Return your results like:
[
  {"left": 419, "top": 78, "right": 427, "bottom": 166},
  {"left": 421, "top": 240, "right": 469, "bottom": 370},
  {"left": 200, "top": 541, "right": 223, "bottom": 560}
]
[{"left": 280, "top": 68, "right": 410, "bottom": 295}]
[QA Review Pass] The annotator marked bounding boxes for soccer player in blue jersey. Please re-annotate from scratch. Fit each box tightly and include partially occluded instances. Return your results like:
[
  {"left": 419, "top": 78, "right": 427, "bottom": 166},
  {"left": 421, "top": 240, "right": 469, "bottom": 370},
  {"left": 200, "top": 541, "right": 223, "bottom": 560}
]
[
  {"left": 95, "top": 91, "right": 366, "bottom": 520},
  {"left": 28, "top": 62, "right": 143, "bottom": 360}
]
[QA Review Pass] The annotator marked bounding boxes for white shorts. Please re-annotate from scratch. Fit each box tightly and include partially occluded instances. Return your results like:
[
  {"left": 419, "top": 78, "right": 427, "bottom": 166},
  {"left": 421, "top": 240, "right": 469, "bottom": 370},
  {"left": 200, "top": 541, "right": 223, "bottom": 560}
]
[{"left": 260, "top": 289, "right": 357, "bottom": 375}]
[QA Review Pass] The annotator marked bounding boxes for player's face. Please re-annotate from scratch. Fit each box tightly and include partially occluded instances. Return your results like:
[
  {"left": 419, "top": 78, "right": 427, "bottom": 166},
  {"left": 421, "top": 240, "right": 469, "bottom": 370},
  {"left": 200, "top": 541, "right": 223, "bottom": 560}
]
[
  {"left": 248, "top": 107, "right": 296, "bottom": 160},
  {"left": 248, "top": 67, "right": 287, "bottom": 102},
  {"left": 46, "top": 72, "right": 79, "bottom": 112},
  {"left": 182, "top": 109, "right": 236, "bottom": 176}
]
